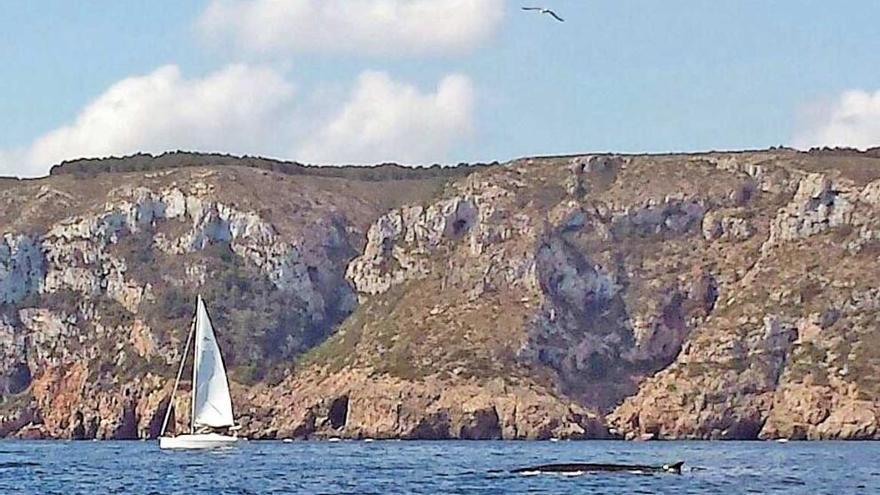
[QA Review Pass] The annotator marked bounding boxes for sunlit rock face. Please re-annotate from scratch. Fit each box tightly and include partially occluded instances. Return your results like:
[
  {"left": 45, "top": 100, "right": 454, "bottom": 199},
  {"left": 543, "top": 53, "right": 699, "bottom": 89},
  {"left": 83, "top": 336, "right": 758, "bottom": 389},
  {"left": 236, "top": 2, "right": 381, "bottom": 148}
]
[
  {"left": 2, "top": 149, "right": 880, "bottom": 440},
  {"left": 766, "top": 173, "right": 855, "bottom": 246},
  {"left": 0, "top": 234, "right": 44, "bottom": 305},
  {"left": 0, "top": 164, "right": 380, "bottom": 439},
  {"left": 347, "top": 197, "right": 480, "bottom": 296}
]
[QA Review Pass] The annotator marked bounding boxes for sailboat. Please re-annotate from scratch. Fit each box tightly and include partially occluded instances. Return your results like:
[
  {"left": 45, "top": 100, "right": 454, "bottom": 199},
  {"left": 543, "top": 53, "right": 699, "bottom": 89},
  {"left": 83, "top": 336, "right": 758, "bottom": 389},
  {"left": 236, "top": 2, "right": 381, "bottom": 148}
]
[{"left": 158, "top": 295, "right": 240, "bottom": 449}]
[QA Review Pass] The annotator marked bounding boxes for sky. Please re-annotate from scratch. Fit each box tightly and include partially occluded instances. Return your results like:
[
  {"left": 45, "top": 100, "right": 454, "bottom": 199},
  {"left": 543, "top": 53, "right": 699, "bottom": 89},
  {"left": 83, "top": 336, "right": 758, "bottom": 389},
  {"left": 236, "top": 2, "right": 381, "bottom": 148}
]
[{"left": 3, "top": 0, "right": 880, "bottom": 177}]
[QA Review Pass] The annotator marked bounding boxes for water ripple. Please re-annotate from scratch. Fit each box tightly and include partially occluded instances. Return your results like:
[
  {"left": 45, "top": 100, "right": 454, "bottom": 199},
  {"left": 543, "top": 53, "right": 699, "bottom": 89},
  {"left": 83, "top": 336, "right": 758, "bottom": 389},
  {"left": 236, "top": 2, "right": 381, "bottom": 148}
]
[{"left": 0, "top": 440, "right": 877, "bottom": 494}]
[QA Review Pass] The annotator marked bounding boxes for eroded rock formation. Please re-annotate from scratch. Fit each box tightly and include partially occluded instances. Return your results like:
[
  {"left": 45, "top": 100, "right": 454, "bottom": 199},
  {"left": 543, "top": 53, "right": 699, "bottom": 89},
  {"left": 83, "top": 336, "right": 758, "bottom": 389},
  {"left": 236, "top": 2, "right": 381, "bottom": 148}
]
[{"left": 1, "top": 149, "right": 879, "bottom": 440}]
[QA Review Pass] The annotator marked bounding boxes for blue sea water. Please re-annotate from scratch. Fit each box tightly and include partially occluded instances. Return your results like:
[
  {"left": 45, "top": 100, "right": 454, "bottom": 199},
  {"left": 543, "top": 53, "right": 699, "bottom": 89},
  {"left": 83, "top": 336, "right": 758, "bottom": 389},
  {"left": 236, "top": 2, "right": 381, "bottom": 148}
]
[{"left": 1, "top": 440, "right": 878, "bottom": 494}]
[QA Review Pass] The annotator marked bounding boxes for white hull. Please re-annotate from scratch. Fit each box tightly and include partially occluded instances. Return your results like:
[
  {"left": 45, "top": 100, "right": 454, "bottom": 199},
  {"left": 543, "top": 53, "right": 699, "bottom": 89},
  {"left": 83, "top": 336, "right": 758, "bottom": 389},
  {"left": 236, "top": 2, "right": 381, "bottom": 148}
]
[{"left": 159, "top": 433, "right": 239, "bottom": 450}]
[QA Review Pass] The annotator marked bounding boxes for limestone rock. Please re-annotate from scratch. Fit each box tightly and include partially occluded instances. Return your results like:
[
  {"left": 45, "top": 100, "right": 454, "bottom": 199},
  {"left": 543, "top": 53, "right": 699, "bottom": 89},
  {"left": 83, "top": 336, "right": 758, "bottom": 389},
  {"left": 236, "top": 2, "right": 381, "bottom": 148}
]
[
  {"left": 248, "top": 370, "right": 607, "bottom": 440},
  {"left": 702, "top": 211, "right": 754, "bottom": 241},
  {"left": 1, "top": 150, "right": 880, "bottom": 441},
  {"left": 0, "top": 234, "right": 44, "bottom": 304},
  {"left": 767, "top": 173, "right": 855, "bottom": 246}
]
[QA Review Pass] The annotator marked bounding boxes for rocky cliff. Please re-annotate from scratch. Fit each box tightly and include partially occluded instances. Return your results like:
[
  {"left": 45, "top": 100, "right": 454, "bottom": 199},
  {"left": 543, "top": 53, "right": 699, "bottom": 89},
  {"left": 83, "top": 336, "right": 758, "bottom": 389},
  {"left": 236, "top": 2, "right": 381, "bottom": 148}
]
[{"left": 1, "top": 149, "right": 879, "bottom": 440}]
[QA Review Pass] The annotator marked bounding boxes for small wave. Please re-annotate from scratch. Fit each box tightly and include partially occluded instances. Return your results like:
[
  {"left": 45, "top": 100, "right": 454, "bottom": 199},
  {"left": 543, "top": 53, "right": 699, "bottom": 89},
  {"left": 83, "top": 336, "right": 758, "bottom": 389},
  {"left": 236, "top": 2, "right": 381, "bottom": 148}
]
[
  {"left": 781, "top": 477, "right": 806, "bottom": 486},
  {"left": 0, "top": 461, "right": 39, "bottom": 469}
]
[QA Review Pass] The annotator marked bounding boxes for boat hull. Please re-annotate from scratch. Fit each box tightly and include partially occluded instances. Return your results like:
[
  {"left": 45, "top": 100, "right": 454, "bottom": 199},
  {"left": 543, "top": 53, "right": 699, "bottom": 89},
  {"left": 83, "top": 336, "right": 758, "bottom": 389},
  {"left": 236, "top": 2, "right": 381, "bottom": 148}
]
[{"left": 159, "top": 433, "right": 239, "bottom": 450}]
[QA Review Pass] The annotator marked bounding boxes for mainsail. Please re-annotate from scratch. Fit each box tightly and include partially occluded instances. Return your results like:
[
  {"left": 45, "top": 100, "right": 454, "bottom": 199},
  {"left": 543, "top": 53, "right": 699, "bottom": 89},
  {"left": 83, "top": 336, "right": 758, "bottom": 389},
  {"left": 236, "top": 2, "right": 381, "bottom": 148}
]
[{"left": 191, "top": 296, "right": 235, "bottom": 429}]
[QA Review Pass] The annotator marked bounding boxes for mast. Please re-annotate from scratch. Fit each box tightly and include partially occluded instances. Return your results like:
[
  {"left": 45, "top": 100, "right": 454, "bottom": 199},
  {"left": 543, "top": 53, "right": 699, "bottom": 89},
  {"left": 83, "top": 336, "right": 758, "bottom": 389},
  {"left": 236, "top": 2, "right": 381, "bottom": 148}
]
[
  {"left": 159, "top": 314, "right": 196, "bottom": 437},
  {"left": 191, "top": 294, "right": 202, "bottom": 434}
]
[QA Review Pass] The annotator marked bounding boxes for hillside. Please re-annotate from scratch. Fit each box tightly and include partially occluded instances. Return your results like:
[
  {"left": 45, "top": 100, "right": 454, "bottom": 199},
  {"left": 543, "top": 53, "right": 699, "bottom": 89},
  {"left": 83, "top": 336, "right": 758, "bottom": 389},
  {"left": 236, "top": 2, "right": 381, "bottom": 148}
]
[{"left": 1, "top": 149, "right": 879, "bottom": 440}]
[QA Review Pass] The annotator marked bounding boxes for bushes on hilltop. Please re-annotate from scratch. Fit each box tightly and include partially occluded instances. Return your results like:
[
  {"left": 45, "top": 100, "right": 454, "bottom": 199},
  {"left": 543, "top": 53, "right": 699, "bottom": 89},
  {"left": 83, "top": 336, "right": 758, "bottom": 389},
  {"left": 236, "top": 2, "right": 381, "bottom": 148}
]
[{"left": 49, "top": 151, "right": 495, "bottom": 182}]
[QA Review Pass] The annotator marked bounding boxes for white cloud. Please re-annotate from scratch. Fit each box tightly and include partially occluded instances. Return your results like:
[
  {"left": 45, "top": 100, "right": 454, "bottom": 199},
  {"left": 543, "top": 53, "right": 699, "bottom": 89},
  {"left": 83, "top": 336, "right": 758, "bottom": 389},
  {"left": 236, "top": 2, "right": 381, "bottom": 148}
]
[
  {"left": 298, "top": 71, "right": 475, "bottom": 164},
  {"left": 793, "top": 89, "right": 880, "bottom": 150},
  {"left": 0, "top": 150, "right": 24, "bottom": 177},
  {"left": 197, "top": 0, "right": 504, "bottom": 56},
  {"left": 0, "top": 65, "right": 476, "bottom": 177},
  {"left": 21, "top": 64, "right": 295, "bottom": 175}
]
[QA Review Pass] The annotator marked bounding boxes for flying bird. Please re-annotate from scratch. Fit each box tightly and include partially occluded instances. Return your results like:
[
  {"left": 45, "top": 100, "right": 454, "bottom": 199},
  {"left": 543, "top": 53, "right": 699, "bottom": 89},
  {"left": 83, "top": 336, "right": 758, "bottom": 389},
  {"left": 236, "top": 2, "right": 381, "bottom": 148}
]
[{"left": 522, "top": 6, "right": 565, "bottom": 22}]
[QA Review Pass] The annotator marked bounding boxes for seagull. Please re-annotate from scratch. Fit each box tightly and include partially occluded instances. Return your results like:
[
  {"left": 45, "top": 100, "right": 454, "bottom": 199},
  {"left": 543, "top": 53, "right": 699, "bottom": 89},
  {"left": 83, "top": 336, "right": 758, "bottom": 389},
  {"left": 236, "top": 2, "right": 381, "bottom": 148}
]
[{"left": 522, "top": 6, "right": 565, "bottom": 22}]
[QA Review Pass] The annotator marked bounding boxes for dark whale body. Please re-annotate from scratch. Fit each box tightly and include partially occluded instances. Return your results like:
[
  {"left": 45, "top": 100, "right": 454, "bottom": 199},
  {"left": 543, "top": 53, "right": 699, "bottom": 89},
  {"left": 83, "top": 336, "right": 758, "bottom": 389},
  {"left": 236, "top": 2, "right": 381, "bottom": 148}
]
[{"left": 512, "top": 461, "right": 684, "bottom": 475}]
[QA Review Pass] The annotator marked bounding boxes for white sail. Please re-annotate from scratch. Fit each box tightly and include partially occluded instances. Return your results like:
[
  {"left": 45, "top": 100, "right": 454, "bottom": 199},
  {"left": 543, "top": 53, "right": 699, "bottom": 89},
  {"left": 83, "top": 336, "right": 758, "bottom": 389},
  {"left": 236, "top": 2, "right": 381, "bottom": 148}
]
[{"left": 191, "top": 296, "right": 235, "bottom": 429}]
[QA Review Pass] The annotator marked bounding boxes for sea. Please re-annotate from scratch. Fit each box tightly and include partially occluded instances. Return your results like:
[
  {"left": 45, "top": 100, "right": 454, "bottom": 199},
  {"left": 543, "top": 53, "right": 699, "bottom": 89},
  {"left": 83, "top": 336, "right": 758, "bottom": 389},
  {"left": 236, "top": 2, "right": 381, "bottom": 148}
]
[{"left": 1, "top": 440, "right": 878, "bottom": 494}]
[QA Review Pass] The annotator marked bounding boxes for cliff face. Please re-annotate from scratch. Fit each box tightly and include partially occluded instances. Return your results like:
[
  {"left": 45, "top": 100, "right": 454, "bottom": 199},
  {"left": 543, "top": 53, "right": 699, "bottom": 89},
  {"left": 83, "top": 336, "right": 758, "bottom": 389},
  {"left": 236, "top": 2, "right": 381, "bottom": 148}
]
[{"left": 1, "top": 150, "right": 879, "bottom": 440}]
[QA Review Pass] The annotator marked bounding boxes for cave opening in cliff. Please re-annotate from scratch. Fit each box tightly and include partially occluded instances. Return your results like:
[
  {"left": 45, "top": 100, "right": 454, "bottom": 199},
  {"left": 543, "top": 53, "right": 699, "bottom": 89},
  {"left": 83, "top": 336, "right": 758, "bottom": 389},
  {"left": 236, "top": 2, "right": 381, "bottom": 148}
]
[
  {"left": 71, "top": 411, "right": 86, "bottom": 440},
  {"left": 148, "top": 397, "right": 173, "bottom": 438},
  {"left": 451, "top": 218, "right": 469, "bottom": 236},
  {"left": 328, "top": 395, "right": 349, "bottom": 429},
  {"left": 445, "top": 200, "right": 477, "bottom": 238}
]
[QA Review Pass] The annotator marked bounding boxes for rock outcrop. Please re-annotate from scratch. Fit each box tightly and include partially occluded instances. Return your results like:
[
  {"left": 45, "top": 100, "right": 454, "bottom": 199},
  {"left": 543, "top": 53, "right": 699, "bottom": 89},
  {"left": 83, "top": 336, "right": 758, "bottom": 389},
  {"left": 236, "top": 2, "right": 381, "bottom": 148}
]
[
  {"left": 244, "top": 370, "right": 606, "bottom": 440},
  {"left": 1, "top": 150, "right": 879, "bottom": 440}
]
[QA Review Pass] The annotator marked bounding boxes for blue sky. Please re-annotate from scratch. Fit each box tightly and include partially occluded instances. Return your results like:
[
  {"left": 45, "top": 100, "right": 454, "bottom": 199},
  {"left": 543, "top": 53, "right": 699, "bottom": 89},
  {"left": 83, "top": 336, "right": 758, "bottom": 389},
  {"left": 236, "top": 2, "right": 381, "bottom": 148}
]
[{"left": 3, "top": 0, "right": 880, "bottom": 176}]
